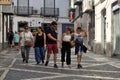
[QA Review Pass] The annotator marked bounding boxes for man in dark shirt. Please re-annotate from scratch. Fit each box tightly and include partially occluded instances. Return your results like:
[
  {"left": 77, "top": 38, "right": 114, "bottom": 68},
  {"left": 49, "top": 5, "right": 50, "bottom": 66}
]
[{"left": 45, "top": 21, "right": 60, "bottom": 68}]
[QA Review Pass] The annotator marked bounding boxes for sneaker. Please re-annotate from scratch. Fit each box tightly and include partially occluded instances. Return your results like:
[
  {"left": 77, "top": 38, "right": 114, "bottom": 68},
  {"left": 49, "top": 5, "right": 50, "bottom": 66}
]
[
  {"left": 54, "top": 64, "right": 58, "bottom": 68},
  {"left": 45, "top": 61, "right": 49, "bottom": 66},
  {"left": 26, "top": 60, "right": 28, "bottom": 63},
  {"left": 23, "top": 59, "right": 25, "bottom": 63},
  {"left": 68, "top": 65, "right": 71, "bottom": 68},
  {"left": 36, "top": 62, "right": 40, "bottom": 65},
  {"left": 42, "top": 60, "right": 44, "bottom": 64},
  {"left": 77, "top": 64, "right": 82, "bottom": 69}
]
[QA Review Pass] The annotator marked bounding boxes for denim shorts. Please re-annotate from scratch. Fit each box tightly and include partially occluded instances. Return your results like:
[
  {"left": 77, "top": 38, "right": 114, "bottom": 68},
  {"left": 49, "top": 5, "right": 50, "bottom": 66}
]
[{"left": 75, "top": 38, "right": 83, "bottom": 55}]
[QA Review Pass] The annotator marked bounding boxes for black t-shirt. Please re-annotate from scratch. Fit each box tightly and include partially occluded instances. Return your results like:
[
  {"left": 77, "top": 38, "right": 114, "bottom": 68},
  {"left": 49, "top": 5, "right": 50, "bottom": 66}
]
[
  {"left": 46, "top": 27, "right": 57, "bottom": 44},
  {"left": 35, "top": 33, "right": 44, "bottom": 47},
  {"left": 8, "top": 31, "right": 14, "bottom": 40}
]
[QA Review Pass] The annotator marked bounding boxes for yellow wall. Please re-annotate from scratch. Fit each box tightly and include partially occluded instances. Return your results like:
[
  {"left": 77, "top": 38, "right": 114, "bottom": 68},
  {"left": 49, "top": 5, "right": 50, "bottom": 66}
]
[{"left": 0, "top": 0, "right": 11, "bottom": 5}]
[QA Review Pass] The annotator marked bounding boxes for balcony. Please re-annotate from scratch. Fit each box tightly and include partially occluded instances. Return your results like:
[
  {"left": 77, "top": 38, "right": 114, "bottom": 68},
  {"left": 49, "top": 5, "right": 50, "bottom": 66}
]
[
  {"left": 32, "top": 10, "right": 40, "bottom": 15},
  {"left": 2, "top": 5, "right": 14, "bottom": 14},
  {"left": 14, "top": 6, "right": 33, "bottom": 16},
  {"left": 83, "top": 0, "right": 93, "bottom": 13},
  {"left": 40, "top": 7, "right": 59, "bottom": 17}
]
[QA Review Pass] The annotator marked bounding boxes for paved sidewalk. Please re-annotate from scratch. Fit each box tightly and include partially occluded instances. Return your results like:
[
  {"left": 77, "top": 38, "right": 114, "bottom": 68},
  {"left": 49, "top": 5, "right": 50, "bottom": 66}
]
[{"left": 0, "top": 48, "right": 120, "bottom": 80}]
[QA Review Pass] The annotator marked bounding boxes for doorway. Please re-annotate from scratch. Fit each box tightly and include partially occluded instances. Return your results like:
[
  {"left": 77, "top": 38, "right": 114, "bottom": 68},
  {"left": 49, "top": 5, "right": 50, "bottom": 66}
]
[
  {"left": 18, "top": 21, "right": 28, "bottom": 32},
  {"left": 113, "top": 10, "right": 120, "bottom": 55}
]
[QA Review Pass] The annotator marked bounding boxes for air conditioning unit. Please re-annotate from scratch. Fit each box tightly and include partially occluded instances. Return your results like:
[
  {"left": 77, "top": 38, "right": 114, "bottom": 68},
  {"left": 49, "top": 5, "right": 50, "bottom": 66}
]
[
  {"left": 83, "top": 0, "right": 93, "bottom": 13},
  {"left": 32, "top": 10, "right": 38, "bottom": 15}
]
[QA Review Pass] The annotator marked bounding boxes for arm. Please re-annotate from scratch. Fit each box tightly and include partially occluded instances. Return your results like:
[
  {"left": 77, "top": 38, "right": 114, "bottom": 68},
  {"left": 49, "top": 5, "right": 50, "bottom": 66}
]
[
  {"left": 19, "top": 32, "right": 22, "bottom": 46},
  {"left": 44, "top": 33, "right": 46, "bottom": 48},
  {"left": 30, "top": 32, "right": 34, "bottom": 42},
  {"left": 61, "top": 33, "right": 65, "bottom": 41},
  {"left": 47, "top": 33, "right": 57, "bottom": 41},
  {"left": 19, "top": 32, "right": 23, "bottom": 46},
  {"left": 33, "top": 34, "right": 36, "bottom": 47},
  {"left": 60, "top": 33, "right": 65, "bottom": 48}
]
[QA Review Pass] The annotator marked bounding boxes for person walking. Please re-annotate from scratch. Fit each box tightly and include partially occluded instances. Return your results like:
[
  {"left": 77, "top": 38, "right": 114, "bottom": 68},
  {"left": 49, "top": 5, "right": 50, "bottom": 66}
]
[
  {"left": 8, "top": 29, "right": 14, "bottom": 48},
  {"left": 34, "top": 27, "right": 46, "bottom": 64},
  {"left": 45, "top": 21, "right": 60, "bottom": 68},
  {"left": 74, "top": 27, "right": 87, "bottom": 69},
  {"left": 61, "top": 27, "right": 72, "bottom": 68},
  {"left": 14, "top": 31, "right": 19, "bottom": 51},
  {"left": 19, "top": 25, "right": 34, "bottom": 63}
]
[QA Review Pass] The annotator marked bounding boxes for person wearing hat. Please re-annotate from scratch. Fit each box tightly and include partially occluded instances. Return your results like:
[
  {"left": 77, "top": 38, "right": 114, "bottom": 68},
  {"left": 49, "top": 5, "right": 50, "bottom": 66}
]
[{"left": 19, "top": 25, "right": 34, "bottom": 63}]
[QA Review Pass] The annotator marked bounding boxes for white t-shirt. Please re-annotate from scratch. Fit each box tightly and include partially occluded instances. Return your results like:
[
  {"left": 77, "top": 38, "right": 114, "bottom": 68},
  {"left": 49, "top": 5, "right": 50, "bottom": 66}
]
[{"left": 20, "top": 31, "right": 33, "bottom": 46}]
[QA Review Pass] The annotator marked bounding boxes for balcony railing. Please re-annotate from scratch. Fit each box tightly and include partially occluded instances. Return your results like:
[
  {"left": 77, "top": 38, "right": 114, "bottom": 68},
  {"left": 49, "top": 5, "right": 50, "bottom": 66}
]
[
  {"left": 41, "top": 7, "right": 59, "bottom": 17},
  {"left": 2, "top": 5, "right": 14, "bottom": 14},
  {"left": 14, "top": 6, "right": 33, "bottom": 16}
]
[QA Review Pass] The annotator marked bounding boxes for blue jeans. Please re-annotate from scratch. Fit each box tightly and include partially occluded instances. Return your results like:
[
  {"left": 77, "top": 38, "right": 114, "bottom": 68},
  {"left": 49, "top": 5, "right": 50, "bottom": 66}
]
[{"left": 34, "top": 47, "right": 45, "bottom": 63}]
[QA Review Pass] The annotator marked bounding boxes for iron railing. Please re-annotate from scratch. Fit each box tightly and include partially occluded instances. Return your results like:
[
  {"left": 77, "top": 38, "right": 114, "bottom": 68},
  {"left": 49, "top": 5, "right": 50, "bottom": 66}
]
[
  {"left": 41, "top": 7, "right": 59, "bottom": 17},
  {"left": 14, "top": 6, "right": 33, "bottom": 16}
]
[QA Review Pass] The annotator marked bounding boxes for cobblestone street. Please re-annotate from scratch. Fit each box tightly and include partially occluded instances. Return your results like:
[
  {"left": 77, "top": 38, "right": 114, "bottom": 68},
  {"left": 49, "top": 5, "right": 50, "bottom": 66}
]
[{"left": 0, "top": 48, "right": 120, "bottom": 80}]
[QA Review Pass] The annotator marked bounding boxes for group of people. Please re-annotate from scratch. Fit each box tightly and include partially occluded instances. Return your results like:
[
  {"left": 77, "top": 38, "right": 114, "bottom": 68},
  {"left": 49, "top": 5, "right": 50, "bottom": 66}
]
[
  {"left": 60, "top": 27, "right": 87, "bottom": 69},
  {"left": 18, "top": 21, "right": 87, "bottom": 69},
  {"left": 8, "top": 29, "right": 19, "bottom": 50}
]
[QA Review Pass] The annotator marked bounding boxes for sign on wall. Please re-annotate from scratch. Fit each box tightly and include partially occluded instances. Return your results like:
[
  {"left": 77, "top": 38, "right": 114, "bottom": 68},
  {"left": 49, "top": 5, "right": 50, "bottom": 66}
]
[
  {"left": 0, "top": 0, "right": 12, "bottom": 5},
  {"left": 29, "top": 19, "right": 41, "bottom": 27}
]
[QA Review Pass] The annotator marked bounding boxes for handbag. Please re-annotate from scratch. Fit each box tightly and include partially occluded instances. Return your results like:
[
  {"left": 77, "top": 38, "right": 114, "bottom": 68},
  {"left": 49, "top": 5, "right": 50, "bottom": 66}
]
[
  {"left": 24, "top": 32, "right": 33, "bottom": 47},
  {"left": 24, "top": 40, "right": 33, "bottom": 47},
  {"left": 82, "top": 45, "right": 87, "bottom": 53},
  {"left": 70, "top": 40, "right": 75, "bottom": 48}
]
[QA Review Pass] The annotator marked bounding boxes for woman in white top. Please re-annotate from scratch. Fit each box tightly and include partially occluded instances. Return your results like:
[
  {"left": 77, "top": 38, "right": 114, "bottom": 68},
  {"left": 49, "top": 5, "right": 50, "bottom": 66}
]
[
  {"left": 19, "top": 26, "right": 34, "bottom": 63},
  {"left": 61, "top": 27, "right": 72, "bottom": 68},
  {"left": 75, "top": 27, "right": 87, "bottom": 69}
]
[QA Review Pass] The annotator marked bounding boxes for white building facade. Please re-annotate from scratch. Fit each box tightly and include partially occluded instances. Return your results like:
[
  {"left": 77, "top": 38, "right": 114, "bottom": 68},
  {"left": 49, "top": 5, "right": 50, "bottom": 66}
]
[
  {"left": 94, "top": 0, "right": 120, "bottom": 57},
  {"left": 0, "top": 4, "right": 13, "bottom": 50},
  {"left": 70, "top": 0, "right": 95, "bottom": 50}
]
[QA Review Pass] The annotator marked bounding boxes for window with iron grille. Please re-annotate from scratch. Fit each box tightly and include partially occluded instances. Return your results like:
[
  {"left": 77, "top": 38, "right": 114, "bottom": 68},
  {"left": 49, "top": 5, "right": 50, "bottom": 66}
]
[
  {"left": 16, "top": 0, "right": 32, "bottom": 16},
  {"left": 40, "top": 0, "right": 59, "bottom": 17}
]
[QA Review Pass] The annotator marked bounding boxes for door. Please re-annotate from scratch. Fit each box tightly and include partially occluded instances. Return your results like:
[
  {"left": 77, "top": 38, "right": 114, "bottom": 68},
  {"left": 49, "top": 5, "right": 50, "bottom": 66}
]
[
  {"left": 62, "top": 24, "right": 74, "bottom": 34},
  {"left": 114, "top": 10, "right": 120, "bottom": 55}
]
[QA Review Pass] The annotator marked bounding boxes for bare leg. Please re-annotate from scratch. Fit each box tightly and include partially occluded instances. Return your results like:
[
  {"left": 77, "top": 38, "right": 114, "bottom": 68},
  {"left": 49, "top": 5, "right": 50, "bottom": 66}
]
[
  {"left": 53, "top": 53, "right": 58, "bottom": 68},
  {"left": 46, "top": 53, "right": 50, "bottom": 61},
  {"left": 77, "top": 55, "right": 82, "bottom": 64},
  {"left": 54, "top": 53, "right": 57, "bottom": 64},
  {"left": 77, "top": 55, "right": 82, "bottom": 69},
  {"left": 45, "top": 53, "right": 51, "bottom": 66}
]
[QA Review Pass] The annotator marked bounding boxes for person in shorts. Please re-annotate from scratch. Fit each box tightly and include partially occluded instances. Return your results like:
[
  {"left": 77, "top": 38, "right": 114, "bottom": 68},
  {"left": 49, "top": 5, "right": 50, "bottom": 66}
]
[
  {"left": 74, "top": 27, "right": 87, "bottom": 69},
  {"left": 14, "top": 31, "right": 19, "bottom": 50},
  {"left": 45, "top": 21, "right": 60, "bottom": 68}
]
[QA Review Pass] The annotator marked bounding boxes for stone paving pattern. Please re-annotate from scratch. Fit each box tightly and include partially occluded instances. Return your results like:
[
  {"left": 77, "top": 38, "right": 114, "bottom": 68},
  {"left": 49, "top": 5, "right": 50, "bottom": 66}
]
[{"left": 0, "top": 48, "right": 120, "bottom": 80}]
